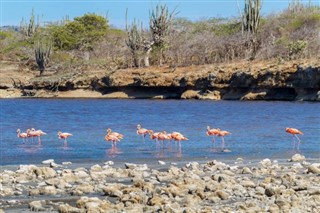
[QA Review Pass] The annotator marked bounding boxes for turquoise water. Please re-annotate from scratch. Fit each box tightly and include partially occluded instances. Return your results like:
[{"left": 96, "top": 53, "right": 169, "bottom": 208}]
[{"left": 0, "top": 99, "right": 319, "bottom": 165}]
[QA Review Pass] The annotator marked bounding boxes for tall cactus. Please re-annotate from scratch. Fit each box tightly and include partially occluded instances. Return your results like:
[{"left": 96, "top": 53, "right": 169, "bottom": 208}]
[
  {"left": 241, "top": 0, "right": 261, "bottom": 34},
  {"left": 126, "top": 19, "right": 143, "bottom": 67},
  {"left": 35, "top": 40, "right": 52, "bottom": 75},
  {"left": 126, "top": 10, "right": 154, "bottom": 67},
  {"left": 20, "top": 9, "right": 39, "bottom": 38},
  {"left": 149, "top": 4, "right": 175, "bottom": 65}
]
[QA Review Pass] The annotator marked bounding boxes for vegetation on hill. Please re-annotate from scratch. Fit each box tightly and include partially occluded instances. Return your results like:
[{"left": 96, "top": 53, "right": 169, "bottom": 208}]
[{"left": 0, "top": 0, "right": 319, "bottom": 75}]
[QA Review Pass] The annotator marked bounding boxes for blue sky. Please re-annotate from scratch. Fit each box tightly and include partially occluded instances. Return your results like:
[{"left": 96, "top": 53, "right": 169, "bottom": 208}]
[{"left": 0, "top": 0, "right": 317, "bottom": 28}]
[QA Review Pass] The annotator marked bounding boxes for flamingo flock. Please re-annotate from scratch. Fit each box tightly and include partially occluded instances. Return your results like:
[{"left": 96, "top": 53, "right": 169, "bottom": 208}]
[{"left": 16, "top": 126, "right": 304, "bottom": 152}]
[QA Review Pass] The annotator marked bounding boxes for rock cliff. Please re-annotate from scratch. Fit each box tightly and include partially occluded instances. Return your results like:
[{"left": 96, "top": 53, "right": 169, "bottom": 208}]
[{"left": 0, "top": 59, "right": 319, "bottom": 101}]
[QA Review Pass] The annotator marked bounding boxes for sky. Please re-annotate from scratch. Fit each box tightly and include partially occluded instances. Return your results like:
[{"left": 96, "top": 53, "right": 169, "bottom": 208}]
[{"left": 0, "top": 0, "right": 317, "bottom": 28}]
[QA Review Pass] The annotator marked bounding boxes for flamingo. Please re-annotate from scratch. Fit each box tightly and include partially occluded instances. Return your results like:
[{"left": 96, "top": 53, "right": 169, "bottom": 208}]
[
  {"left": 26, "top": 128, "right": 38, "bottom": 143},
  {"left": 17, "top": 129, "right": 28, "bottom": 143},
  {"left": 206, "top": 126, "right": 220, "bottom": 144},
  {"left": 157, "top": 131, "right": 171, "bottom": 147},
  {"left": 107, "top": 128, "right": 124, "bottom": 139},
  {"left": 171, "top": 132, "right": 188, "bottom": 157},
  {"left": 31, "top": 128, "right": 47, "bottom": 144},
  {"left": 58, "top": 132, "right": 73, "bottom": 143},
  {"left": 286, "top": 127, "right": 303, "bottom": 149},
  {"left": 105, "top": 133, "right": 120, "bottom": 148},
  {"left": 217, "top": 130, "right": 231, "bottom": 148},
  {"left": 137, "top": 124, "right": 152, "bottom": 142}
]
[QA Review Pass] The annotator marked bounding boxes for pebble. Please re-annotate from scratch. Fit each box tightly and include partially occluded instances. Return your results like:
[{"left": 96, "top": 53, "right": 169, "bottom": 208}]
[
  {"left": 158, "top": 161, "right": 166, "bottom": 165},
  {"left": 0, "top": 154, "right": 318, "bottom": 212},
  {"left": 42, "top": 159, "right": 54, "bottom": 165}
]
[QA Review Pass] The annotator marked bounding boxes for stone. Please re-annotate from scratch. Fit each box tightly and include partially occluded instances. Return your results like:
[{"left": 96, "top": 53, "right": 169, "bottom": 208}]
[
  {"left": 29, "top": 200, "right": 46, "bottom": 211},
  {"left": 42, "top": 159, "right": 54, "bottom": 165},
  {"left": 242, "top": 167, "right": 253, "bottom": 174},
  {"left": 34, "top": 167, "right": 57, "bottom": 179},
  {"left": 104, "top": 161, "right": 114, "bottom": 166},
  {"left": 39, "top": 186, "right": 57, "bottom": 195},
  {"left": 62, "top": 162, "right": 72, "bottom": 165},
  {"left": 241, "top": 180, "right": 256, "bottom": 188},
  {"left": 265, "top": 186, "right": 275, "bottom": 197},
  {"left": 181, "top": 90, "right": 200, "bottom": 99},
  {"left": 215, "top": 190, "right": 229, "bottom": 200},
  {"left": 58, "top": 203, "right": 81, "bottom": 213},
  {"left": 259, "top": 159, "right": 272, "bottom": 168},
  {"left": 103, "top": 185, "right": 123, "bottom": 198},
  {"left": 307, "top": 164, "right": 320, "bottom": 174},
  {"left": 125, "top": 163, "right": 148, "bottom": 171},
  {"left": 158, "top": 160, "right": 166, "bottom": 165},
  {"left": 290, "top": 154, "right": 306, "bottom": 162}
]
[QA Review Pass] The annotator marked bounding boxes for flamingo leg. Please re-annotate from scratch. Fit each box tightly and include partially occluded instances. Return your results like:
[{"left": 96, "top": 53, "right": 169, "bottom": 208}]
[
  {"left": 292, "top": 135, "right": 296, "bottom": 149},
  {"left": 221, "top": 137, "right": 225, "bottom": 149},
  {"left": 178, "top": 141, "right": 182, "bottom": 158},
  {"left": 212, "top": 136, "right": 216, "bottom": 147},
  {"left": 294, "top": 135, "right": 301, "bottom": 150}
]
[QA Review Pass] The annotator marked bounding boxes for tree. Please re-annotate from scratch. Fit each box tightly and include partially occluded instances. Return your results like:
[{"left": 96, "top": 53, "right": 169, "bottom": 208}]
[
  {"left": 149, "top": 4, "right": 176, "bottom": 66},
  {"left": 50, "top": 13, "right": 108, "bottom": 50}
]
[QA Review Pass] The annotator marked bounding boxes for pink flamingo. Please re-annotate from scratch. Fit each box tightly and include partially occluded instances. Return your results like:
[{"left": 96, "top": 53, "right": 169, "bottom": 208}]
[
  {"left": 26, "top": 128, "right": 38, "bottom": 143},
  {"left": 105, "top": 133, "right": 121, "bottom": 148},
  {"left": 17, "top": 129, "right": 28, "bottom": 143},
  {"left": 137, "top": 124, "right": 152, "bottom": 142},
  {"left": 157, "top": 131, "right": 171, "bottom": 147},
  {"left": 206, "top": 126, "right": 220, "bottom": 144},
  {"left": 171, "top": 132, "right": 188, "bottom": 157},
  {"left": 58, "top": 131, "right": 73, "bottom": 143},
  {"left": 107, "top": 128, "right": 124, "bottom": 139},
  {"left": 31, "top": 128, "right": 47, "bottom": 144},
  {"left": 286, "top": 127, "right": 303, "bottom": 149},
  {"left": 217, "top": 130, "right": 231, "bottom": 148}
]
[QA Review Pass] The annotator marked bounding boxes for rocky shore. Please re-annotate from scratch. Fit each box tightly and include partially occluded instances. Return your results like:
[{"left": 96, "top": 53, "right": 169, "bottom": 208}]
[
  {"left": 0, "top": 59, "right": 319, "bottom": 101},
  {"left": 0, "top": 154, "right": 319, "bottom": 212}
]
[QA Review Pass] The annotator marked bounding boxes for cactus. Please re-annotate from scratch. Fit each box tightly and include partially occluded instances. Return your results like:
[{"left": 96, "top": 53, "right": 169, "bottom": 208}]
[
  {"left": 126, "top": 19, "right": 143, "bottom": 67},
  {"left": 126, "top": 10, "right": 154, "bottom": 67},
  {"left": 149, "top": 4, "right": 176, "bottom": 65},
  {"left": 20, "top": 9, "right": 39, "bottom": 38},
  {"left": 241, "top": 0, "right": 261, "bottom": 34},
  {"left": 35, "top": 40, "right": 52, "bottom": 75}
]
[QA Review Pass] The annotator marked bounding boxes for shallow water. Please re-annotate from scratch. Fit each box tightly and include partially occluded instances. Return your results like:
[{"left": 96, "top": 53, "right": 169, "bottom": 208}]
[{"left": 0, "top": 99, "right": 319, "bottom": 165}]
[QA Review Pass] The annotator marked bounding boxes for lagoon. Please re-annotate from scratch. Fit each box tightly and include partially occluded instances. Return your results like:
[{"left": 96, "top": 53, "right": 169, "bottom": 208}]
[{"left": 0, "top": 99, "right": 319, "bottom": 165}]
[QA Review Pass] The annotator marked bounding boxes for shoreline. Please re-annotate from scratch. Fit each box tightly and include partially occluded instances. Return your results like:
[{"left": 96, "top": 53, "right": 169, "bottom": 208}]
[{"left": 1, "top": 154, "right": 319, "bottom": 212}]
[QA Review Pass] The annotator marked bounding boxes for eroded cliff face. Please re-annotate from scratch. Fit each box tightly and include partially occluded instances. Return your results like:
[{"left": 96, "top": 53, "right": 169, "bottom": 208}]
[{"left": 1, "top": 59, "right": 319, "bottom": 101}]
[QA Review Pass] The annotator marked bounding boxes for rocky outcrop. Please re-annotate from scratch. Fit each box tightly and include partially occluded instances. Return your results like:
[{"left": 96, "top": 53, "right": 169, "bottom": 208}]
[{"left": 1, "top": 59, "right": 319, "bottom": 101}]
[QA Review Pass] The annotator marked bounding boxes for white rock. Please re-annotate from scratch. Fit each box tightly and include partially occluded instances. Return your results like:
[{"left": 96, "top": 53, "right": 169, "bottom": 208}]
[
  {"left": 62, "top": 162, "right": 72, "bottom": 165},
  {"left": 292, "top": 163, "right": 303, "bottom": 169},
  {"left": 158, "top": 161, "right": 166, "bottom": 165},
  {"left": 259, "top": 159, "right": 272, "bottom": 168},
  {"left": 290, "top": 154, "right": 306, "bottom": 162},
  {"left": 104, "top": 161, "right": 114, "bottom": 166},
  {"left": 50, "top": 162, "right": 62, "bottom": 168},
  {"left": 42, "top": 159, "right": 54, "bottom": 164}
]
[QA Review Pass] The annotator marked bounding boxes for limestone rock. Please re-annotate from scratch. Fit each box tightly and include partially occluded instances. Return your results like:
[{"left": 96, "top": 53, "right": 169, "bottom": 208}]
[{"left": 290, "top": 154, "right": 306, "bottom": 162}]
